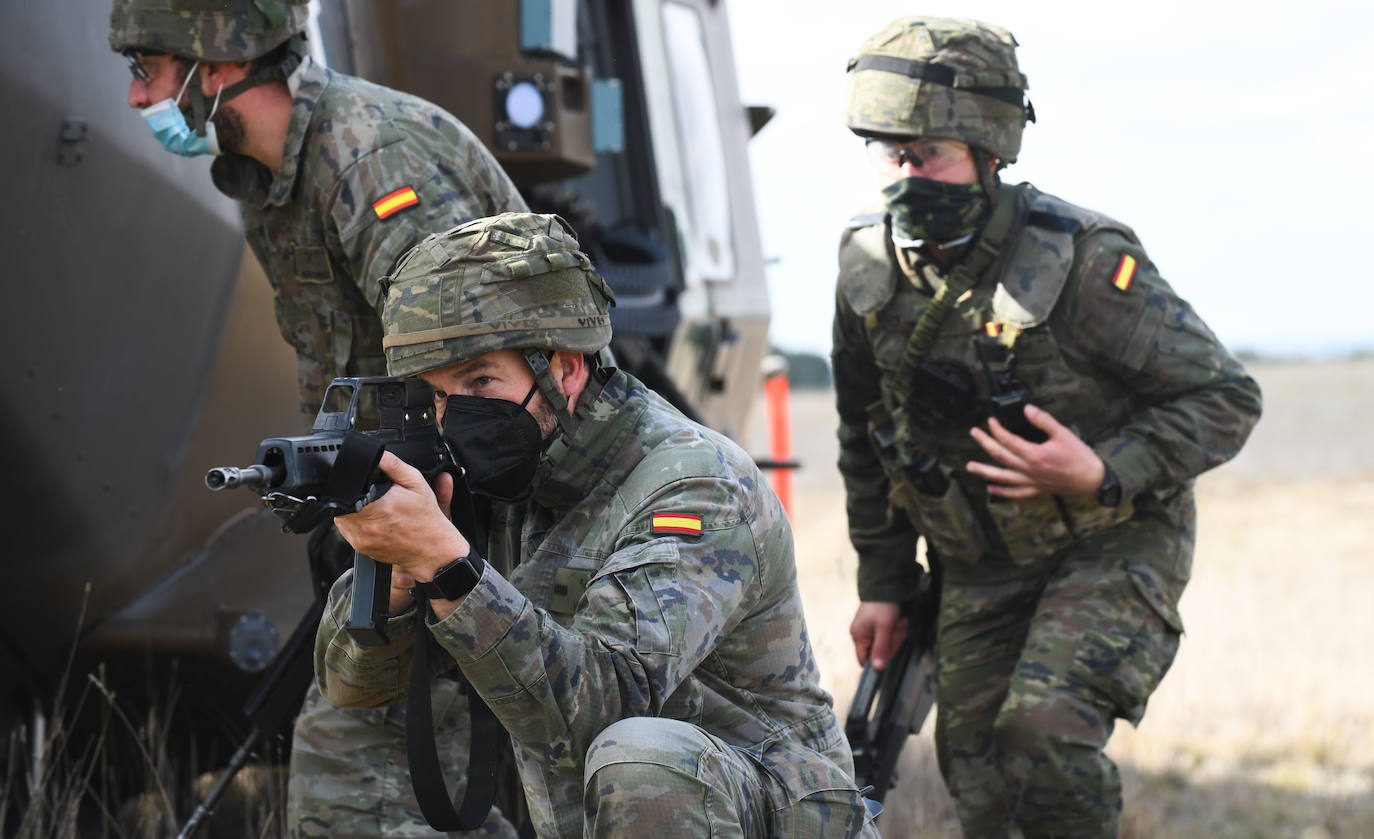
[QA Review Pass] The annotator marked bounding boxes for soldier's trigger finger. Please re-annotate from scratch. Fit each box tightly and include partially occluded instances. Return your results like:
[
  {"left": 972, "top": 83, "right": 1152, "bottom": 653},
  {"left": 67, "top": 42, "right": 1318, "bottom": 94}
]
[
  {"left": 375, "top": 451, "right": 427, "bottom": 491},
  {"left": 872, "top": 626, "right": 906, "bottom": 670},
  {"left": 890, "top": 620, "right": 909, "bottom": 654},
  {"left": 850, "top": 622, "right": 877, "bottom": 665},
  {"left": 854, "top": 637, "right": 871, "bottom": 666}
]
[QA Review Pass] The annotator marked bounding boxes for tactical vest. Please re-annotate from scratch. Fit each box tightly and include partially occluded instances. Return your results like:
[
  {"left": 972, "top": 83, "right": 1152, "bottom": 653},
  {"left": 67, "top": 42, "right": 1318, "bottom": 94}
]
[{"left": 838, "top": 185, "right": 1143, "bottom": 566}]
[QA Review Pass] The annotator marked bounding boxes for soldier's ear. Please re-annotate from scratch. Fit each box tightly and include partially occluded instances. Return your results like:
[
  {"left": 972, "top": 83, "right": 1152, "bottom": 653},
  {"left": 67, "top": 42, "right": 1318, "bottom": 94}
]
[
  {"left": 550, "top": 351, "right": 589, "bottom": 402},
  {"left": 201, "top": 60, "right": 252, "bottom": 91}
]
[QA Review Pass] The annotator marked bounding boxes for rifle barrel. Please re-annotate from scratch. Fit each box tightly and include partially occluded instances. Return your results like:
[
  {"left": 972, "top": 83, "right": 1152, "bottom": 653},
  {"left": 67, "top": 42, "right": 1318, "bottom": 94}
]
[{"left": 204, "top": 464, "right": 282, "bottom": 491}]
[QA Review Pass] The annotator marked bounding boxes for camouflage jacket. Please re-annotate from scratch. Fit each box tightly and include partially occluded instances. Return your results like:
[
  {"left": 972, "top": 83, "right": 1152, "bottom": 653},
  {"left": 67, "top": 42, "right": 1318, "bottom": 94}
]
[
  {"left": 317, "top": 370, "right": 859, "bottom": 839},
  {"left": 832, "top": 183, "right": 1262, "bottom": 602},
  {"left": 211, "top": 57, "right": 527, "bottom": 425}
]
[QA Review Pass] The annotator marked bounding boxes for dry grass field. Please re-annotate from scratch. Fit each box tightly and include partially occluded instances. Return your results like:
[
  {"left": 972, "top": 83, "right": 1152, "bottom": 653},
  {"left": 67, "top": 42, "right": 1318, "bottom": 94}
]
[{"left": 763, "top": 358, "right": 1374, "bottom": 838}]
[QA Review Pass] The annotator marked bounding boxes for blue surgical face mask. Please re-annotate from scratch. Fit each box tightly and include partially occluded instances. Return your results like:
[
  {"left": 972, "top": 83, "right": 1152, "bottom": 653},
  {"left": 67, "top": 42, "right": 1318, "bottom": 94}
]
[{"left": 140, "top": 61, "right": 222, "bottom": 157}]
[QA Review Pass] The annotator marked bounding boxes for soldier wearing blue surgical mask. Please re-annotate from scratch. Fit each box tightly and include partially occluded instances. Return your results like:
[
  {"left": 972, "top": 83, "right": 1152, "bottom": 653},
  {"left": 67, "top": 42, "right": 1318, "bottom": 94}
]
[
  {"left": 110, "top": 1, "right": 529, "bottom": 836},
  {"left": 131, "top": 55, "right": 223, "bottom": 156},
  {"left": 121, "top": 37, "right": 289, "bottom": 160}
]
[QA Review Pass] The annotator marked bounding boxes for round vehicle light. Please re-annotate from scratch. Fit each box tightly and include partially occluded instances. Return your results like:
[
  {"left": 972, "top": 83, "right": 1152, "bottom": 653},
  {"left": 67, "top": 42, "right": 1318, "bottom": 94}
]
[{"left": 505, "top": 81, "right": 545, "bottom": 129}]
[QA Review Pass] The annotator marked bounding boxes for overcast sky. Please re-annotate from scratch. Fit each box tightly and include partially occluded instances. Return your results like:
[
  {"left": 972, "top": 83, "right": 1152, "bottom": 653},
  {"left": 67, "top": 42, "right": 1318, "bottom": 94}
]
[{"left": 726, "top": 0, "right": 1374, "bottom": 359}]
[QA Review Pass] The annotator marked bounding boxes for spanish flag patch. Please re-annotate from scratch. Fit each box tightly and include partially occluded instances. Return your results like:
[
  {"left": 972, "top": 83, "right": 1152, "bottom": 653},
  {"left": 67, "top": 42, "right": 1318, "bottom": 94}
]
[
  {"left": 1111, "top": 253, "right": 1137, "bottom": 292},
  {"left": 652, "top": 513, "right": 702, "bottom": 536},
  {"left": 372, "top": 186, "right": 419, "bottom": 220}
]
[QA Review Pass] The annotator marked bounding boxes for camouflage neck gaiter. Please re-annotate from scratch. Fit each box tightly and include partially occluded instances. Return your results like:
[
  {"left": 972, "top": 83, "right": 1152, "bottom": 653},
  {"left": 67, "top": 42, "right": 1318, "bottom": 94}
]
[{"left": 882, "top": 176, "right": 990, "bottom": 246}]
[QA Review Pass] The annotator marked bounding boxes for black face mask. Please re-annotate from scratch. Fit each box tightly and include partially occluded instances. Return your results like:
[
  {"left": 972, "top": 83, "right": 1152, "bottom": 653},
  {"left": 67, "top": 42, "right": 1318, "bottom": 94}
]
[
  {"left": 441, "top": 384, "right": 546, "bottom": 501},
  {"left": 882, "top": 176, "right": 990, "bottom": 245}
]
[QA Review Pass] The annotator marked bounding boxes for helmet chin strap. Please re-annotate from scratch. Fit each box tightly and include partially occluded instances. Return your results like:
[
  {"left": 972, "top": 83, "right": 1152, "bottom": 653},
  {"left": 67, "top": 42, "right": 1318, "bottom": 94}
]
[
  {"left": 972, "top": 148, "right": 1002, "bottom": 208},
  {"left": 522, "top": 349, "right": 578, "bottom": 437},
  {"left": 182, "top": 33, "right": 307, "bottom": 136}
]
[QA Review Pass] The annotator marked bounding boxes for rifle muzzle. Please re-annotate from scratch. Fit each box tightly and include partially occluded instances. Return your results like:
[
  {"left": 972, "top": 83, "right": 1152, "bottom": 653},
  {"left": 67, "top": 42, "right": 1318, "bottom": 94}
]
[{"left": 205, "top": 464, "right": 283, "bottom": 492}]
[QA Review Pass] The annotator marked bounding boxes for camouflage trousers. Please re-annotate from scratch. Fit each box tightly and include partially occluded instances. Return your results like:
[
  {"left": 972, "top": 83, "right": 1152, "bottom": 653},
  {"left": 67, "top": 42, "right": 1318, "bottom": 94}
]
[
  {"left": 287, "top": 679, "right": 518, "bottom": 838},
  {"left": 934, "top": 514, "right": 1187, "bottom": 839},
  {"left": 582, "top": 717, "right": 879, "bottom": 839}
]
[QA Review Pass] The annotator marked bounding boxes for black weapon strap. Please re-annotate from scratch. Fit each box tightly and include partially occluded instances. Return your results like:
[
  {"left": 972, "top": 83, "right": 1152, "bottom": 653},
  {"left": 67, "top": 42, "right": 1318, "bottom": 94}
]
[
  {"left": 406, "top": 591, "right": 502, "bottom": 831},
  {"left": 404, "top": 472, "right": 501, "bottom": 831}
]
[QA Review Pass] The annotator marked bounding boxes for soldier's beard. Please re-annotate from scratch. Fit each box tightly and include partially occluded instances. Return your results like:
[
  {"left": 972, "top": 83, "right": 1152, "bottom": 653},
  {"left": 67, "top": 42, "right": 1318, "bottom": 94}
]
[
  {"left": 531, "top": 391, "right": 560, "bottom": 441},
  {"left": 210, "top": 105, "right": 248, "bottom": 156}
]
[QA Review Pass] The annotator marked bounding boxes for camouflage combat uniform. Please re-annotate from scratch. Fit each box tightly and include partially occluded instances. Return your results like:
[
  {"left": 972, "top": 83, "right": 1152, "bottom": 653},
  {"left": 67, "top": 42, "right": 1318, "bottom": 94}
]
[
  {"left": 112, "top": 0, "right": 527, "bottom": 831},
  {"left": 207, "top": 56, "right": 527, "bottom": 839},
  {"left": 832, "top": 182, "right": 1262, "bottom": 837},
  {"left": 210, "top": 56, "right": 527, "bottom": 425},
  {"left": 317, "top": 367, "right": 877, "bottom": 839}
]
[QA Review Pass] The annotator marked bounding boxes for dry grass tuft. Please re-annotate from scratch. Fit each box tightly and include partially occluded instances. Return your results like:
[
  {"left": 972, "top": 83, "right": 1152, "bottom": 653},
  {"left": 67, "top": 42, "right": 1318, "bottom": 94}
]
[{"left": 0, "top": 591, "right": 288, "bottom": 839}]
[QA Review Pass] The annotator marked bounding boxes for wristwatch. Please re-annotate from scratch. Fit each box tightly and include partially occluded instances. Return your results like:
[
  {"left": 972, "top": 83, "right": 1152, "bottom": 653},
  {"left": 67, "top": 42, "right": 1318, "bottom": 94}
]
[
  {"left": 414, "top": 553, "right": 486, "bottom": 601},
  {"left": 1095, "top": 466, "right": 1123, "bottom": 508}
]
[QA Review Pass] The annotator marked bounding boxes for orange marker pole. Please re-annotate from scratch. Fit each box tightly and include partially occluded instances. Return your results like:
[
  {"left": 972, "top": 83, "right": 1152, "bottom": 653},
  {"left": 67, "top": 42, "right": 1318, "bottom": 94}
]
[{"left": 763, "top": 359, "right": 794, "bottom": 518}]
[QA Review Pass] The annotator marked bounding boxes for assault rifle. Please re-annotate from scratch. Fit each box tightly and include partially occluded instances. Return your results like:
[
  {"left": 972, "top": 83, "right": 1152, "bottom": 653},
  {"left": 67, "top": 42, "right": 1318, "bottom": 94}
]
[
  {"left": 205, "top": 375, "right": 451, "bottom": 647},
  {"left": 844, "top": 559, "right": 941, "bottom": 803},
  {"left": 182, "top": 377, "right": 451, "bottom": 837},
  {"left": 200, "top": 376, "right": 504, "bottom": 837}
]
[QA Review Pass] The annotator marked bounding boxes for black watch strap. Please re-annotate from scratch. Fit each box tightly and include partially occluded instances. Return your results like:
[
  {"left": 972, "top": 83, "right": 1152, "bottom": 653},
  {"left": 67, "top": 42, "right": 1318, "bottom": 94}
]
[
  {"left": 415, "top": 553, "right": 485, "bottom": 601},
  {"left": 1096, "top": 465, "right": 1123, "bottom": 507}
]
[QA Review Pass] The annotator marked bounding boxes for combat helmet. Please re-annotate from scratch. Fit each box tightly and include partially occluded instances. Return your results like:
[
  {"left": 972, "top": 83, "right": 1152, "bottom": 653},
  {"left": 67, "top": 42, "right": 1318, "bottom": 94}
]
[
  {"left": 844, "top": 17, "right": 1033, "bottom": 164},
  {"left": 382, "top": 213, "right": 617, "bottom": 425},
  {"left": 109, "top": 0, "right": 309, "bottom": 63},
  {"left": 110, "top": 0, "right": 309, "bottom": 136}
]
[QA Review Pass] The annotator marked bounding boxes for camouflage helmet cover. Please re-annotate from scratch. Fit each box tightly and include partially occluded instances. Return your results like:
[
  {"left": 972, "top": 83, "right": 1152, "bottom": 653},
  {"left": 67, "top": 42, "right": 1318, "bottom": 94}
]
[
  {"left": 382, "top": 213, "right": 617, "bottom": 378},
  {"left": 109, "top": 0, "right": 309, "bottom": 62},
  {"left": 844, "top": 17, "right": 1031, "bottom": 162}
]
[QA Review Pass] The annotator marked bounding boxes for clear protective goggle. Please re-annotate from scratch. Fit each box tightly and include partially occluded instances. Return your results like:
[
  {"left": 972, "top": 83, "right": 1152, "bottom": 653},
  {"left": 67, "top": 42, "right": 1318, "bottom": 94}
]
[{"left": 864, "top": 137, "right": 971, "bottom": 173}]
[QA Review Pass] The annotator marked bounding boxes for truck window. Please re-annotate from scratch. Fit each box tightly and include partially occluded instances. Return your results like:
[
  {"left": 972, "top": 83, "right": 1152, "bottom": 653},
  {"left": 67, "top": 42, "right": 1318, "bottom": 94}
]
[{"left": 661, "top": 2, "right": 736, "bottom": 282}]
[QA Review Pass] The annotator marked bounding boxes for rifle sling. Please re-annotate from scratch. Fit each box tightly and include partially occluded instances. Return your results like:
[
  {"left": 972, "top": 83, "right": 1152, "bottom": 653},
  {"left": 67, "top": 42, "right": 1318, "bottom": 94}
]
[
  {"left": 886, "top": 184, "right": 1023, "bottom": 410},
  {"left": 405, "top": 475, "right": 501, "bottom": 832},
  {"left": 406, "top": 596, "right": 502, "bottom": 831}
]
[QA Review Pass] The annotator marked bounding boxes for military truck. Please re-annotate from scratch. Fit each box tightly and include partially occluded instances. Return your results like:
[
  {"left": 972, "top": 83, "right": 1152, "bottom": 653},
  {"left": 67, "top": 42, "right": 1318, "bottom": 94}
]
[{"left": 0, "top": 0, "right": 773, "bottom": 830}]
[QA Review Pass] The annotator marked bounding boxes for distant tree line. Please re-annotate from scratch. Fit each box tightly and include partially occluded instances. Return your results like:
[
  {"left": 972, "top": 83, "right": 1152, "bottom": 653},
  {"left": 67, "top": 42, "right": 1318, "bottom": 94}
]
[
  {"left": 770, "top": 345, "right": 1374, "bottom": 389},
  {"left": 771, "top": 348, "right": 832, "bottom": 390}
]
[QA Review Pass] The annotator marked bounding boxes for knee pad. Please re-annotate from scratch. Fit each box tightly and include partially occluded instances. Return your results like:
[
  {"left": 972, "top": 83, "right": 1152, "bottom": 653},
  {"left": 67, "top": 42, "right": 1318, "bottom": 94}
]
[{"left": 585, "top": 717, "right": 707, "bottom": 785}]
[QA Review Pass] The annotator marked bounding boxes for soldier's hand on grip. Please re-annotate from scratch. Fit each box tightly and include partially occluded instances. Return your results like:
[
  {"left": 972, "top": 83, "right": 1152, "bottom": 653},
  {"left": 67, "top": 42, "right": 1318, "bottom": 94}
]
[
  {"left": 334, "top": 452, "right": 469, "bottom": 585},
  {"left": 851, "top": 601, "right": 909, "bottom": 671}
]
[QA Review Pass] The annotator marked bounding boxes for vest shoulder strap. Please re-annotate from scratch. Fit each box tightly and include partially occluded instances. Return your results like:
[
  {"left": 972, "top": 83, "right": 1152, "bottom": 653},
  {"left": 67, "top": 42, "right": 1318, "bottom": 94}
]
[
  {"left": 992, "top": 188, "right": 1139, "bottom": 329},
  {"left": 837, "top": 208, "right": 897, "bottom": 316}
]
